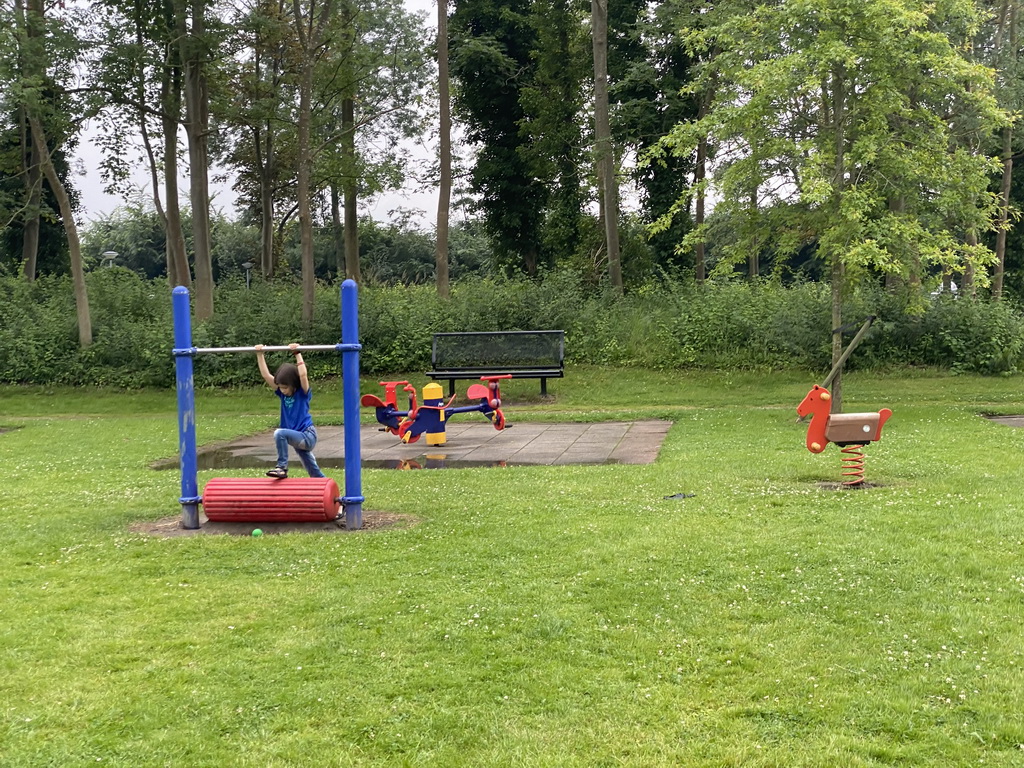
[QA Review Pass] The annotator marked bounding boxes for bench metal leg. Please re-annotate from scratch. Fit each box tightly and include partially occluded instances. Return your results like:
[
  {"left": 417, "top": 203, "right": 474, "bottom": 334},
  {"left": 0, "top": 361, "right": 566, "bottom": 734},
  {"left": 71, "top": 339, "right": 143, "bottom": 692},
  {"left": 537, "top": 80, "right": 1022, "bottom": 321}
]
[
  {"left": 448, "top": 379, "right": 456, "bottom": 398},
  {"left": 540, "top": 378, "right": 547, "bottom": 396}
]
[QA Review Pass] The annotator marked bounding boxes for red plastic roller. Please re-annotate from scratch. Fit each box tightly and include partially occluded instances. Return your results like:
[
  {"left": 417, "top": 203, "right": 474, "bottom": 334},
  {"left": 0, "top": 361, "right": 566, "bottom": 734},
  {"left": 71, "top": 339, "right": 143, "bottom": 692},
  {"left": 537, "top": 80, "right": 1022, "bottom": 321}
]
[{"left": 203, "top": 477, "right": 341, "bottom": 522}]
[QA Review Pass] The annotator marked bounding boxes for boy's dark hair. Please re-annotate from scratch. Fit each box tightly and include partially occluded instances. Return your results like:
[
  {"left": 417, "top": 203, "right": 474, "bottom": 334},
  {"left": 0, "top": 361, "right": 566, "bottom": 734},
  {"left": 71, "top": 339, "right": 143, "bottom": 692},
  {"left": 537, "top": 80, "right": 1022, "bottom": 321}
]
[{"left": 274, "top": 363, "right": 301, "bottom": 390}]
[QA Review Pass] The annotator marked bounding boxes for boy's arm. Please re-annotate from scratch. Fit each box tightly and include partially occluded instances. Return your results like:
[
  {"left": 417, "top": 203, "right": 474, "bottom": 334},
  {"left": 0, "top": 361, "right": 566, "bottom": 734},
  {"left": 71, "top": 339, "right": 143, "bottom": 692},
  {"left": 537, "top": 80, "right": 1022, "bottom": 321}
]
[
  {"left": 254, "top": 346, "right": 277, "bottom": 389},
  {"left": 290, "top": 343, "right": 311, "bottom": 393}
]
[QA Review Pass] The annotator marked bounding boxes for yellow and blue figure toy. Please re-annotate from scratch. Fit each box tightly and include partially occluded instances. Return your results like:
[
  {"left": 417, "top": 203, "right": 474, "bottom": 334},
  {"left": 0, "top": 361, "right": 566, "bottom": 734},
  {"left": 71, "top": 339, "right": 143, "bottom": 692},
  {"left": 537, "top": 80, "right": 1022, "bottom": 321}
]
[{"left": 361, "top": 375, "right": 510, "bottom": 445}]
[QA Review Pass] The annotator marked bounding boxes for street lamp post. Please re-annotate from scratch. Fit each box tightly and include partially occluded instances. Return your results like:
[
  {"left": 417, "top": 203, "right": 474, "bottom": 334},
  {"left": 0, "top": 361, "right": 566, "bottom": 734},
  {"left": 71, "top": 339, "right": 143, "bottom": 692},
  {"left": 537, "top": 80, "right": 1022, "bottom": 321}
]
[
  {"left": 242, "top": 261, "right": 254, "bottom": 289},
  {"left": 101, "top": 250, "right": 118, "bottom": 268}
]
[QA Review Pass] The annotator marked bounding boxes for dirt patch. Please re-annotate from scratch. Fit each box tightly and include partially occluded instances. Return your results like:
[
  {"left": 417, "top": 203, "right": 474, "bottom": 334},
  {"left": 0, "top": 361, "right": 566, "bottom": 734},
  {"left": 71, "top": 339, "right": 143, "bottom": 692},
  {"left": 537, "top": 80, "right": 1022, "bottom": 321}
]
[
  {"left": 815, "top": 481, "right": 884, "bottom": 491},
  {"left": 130, "top": 510, "right": 418, "bottom": 537}
]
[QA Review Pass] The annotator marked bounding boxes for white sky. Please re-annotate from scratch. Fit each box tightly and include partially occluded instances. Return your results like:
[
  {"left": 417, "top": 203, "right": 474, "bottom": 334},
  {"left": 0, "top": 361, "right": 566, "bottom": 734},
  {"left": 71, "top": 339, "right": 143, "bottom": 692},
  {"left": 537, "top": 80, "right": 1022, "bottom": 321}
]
[{"left": 72, "top": 0, "right": 440, "bottom": 229}]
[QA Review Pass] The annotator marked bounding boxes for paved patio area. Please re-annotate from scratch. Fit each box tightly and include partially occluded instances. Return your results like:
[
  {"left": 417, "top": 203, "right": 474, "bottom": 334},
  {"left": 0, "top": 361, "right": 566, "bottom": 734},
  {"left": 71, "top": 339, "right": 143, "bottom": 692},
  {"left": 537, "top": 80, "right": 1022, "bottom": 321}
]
[
  {"left": 988, "top": 415, "right": 1024, "bottom": 428},
  {"left": 187, "top": 420, "right": 673, "bottom": 470}
]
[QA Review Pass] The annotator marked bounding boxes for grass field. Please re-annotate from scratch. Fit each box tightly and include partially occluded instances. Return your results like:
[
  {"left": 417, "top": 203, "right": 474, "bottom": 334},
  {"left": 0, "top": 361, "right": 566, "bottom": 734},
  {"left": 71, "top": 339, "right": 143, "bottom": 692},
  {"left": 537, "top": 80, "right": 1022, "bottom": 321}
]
[{"left": 1, "top": 367, "right": 1023, "bottom": 767}]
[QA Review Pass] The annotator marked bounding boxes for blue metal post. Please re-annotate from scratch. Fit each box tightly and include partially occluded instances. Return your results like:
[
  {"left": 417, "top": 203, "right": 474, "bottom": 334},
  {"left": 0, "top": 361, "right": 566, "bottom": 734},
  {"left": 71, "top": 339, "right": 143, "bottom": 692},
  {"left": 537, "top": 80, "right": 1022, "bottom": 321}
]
[
  {"left": 340, "top": 279, "right": 364, "bottom": 529},
  {"left": 172, "top": 287, "right": 201, "bottom": 529}
]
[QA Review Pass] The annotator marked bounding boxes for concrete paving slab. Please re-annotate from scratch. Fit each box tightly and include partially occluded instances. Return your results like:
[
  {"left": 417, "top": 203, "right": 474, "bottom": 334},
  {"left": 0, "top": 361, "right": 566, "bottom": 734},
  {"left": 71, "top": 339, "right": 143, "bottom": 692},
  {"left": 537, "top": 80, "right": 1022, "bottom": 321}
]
[
  {"left": 988, "top": 415, "right": 1024, "bottom": 428},
  {"left": 168, "top": 420, "right": 673, "bottom": 470}
]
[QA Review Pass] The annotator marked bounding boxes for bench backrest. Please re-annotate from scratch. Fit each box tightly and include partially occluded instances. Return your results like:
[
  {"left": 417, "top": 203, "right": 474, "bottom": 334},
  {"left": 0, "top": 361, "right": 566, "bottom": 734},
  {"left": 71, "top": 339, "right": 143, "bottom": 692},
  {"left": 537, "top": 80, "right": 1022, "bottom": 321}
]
[{"left": 432, "top": 331, "right": 564, "bottom": 370}]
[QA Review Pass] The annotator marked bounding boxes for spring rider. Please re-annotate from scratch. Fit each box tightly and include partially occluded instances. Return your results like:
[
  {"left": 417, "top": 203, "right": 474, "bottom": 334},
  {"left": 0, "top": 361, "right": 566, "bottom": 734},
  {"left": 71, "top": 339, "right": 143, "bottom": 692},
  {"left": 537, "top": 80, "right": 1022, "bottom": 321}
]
[
  {"left": 361, "top": 375, "right": 510, "bottom": 445},
  {"left": 796, "top": 316, "right": 893, "bottom": 486}
]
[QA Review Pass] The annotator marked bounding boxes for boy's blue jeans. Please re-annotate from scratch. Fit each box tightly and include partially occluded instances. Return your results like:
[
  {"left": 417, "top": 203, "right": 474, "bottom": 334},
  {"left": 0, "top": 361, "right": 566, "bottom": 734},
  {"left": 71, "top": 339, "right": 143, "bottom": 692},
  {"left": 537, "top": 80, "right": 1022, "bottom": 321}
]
[{"left": 274, "top": 426, "right": 325, "bottom": 477}]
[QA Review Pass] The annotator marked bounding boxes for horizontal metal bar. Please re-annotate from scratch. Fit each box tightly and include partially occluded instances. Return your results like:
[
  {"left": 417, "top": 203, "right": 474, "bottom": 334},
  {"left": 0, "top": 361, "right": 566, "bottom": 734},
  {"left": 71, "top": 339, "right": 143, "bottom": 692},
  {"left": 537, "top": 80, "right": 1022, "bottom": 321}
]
[
  {"left": 173, "top": 344, "right": 361, "bottom": 357},
  {"left": 171, "top": 344, "right": 360, "bottom": 356}
]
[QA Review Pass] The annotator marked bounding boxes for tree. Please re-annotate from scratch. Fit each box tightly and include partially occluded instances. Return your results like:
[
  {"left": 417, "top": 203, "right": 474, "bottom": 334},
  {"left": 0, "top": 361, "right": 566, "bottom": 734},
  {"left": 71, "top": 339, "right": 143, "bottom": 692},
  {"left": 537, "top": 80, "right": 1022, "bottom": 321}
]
[
  {"left": 436, "top": 0, "right": 451, "bottom": 298},
  {"left": 221, "top": 0, "right": 298, "bottom": 280},
  {"left": 591, "top": 0, "right": 621, "bottom": 293},
  {"left": 450, "top": 0, "right": 547, "bottom": 275},
  {"left": 91, "top": 0, "right": 194, "bottom": 290},
  {"left": 289, "top": 0, "right": 333, "bottom": 326},
  {"left": 171, "top": 0, "right": 219, "bottom": 318},
  {"left": 608, "top": 0, "right": 700, "bottom": 278},
  {"left": 0, "top": 117, "right": 66, "bottom": 276},
  {"left": 522, "top": 0, "right": 589, "bottom": 270},
  {"left": 316, "top": 0, "right": 429, "bottom": 286},
  {"left": 219, "top": 0, "right": 428, "bottom": 302},
  {"left": 982, "top": 0, "right": 1022, "bottom": 301},
  {"left": 7, "top": 0, "right": 92, "bottom": 346},
  {"left": 658, "top": 0, "right": 1007, "bottom": 409},
  {"left": 0, "top": 0, "right": 58, "bottom": 282}
]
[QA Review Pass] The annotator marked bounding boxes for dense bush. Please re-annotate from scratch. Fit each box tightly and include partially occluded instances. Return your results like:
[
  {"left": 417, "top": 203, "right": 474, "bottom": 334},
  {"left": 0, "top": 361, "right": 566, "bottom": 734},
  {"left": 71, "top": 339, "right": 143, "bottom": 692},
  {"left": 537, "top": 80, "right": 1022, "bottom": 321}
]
[{"left": 1, "top": 270, "right": 1022, "bottom": 387}]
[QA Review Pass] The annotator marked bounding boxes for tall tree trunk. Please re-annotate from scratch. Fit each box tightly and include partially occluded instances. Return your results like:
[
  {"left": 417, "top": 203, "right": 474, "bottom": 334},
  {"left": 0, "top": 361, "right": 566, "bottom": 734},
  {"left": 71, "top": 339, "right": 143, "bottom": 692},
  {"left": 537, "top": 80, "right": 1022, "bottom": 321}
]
[
  {"left": 435, "top": 0, "right": 451, "bottom": 299},
  {"left": 830, "top": 66, "right": 847, "bottom": 413},
  {"left": 591, "top": 0, "right": 622, "bottom": 294},
  {"left": 964, "top": 229, "right": 978, "bottom": 297},
  {"left": 884, "top": 196, "right": 904, "bottom": 292},
  {"left": 142, "top": 110, "right": 185, "bottom": 288},
  {"left": 149, "top": 51, "right": 191, "bottom": 288},
  {"left": 331, "top": 183, "right": 344, "bottom": 275},
  {"left": 251, "top": 31, "right": 280, "bottom": 280},
  {"left": 254, "top": 116, "right": 277, "bottom": 278},
  {"left": 694, "top": 135, "right": 707, "bottom": 285},
  {"left": 260, "top": 159, "right": 276, "bottom": 279},
  {"left": 692, "top": 68, "right": 717, "bottom": 286},
  {"left": 21, "top": 108, "right": 41, "bottom": 282},
  {"left": 255, "top": 0, "right": 286, "bottom": 280},
  {"left": 830, "top": 259, "right": 844, "bottom": 413},
  {"left": 292, "top": 0, "right": 334, "bottom": 321},
  {"left": 748, "top": 186, "right": 759, "bottom": 278},
  {"left": 993, "top": 127, "right": 1013, "bottom": 301},
  {"left": 178, "top": 0, "right": 214, "bottom": 318},
  {"left": 296, "top": 62, "right": 316, "bottom": 324},
  {"left": 163, "top": 111, "right": 191, "bottom": 289},
  {"left": 29, "top": 116, "right": 91, "bottom": 347},
  {"left": 342, "top": 95, "right": 360, "bottom": 282},
  {"left": 17, "top": 0, "right": 42, "bottom": 282},
  {"left": 343, "top": 180, "right": 359, "bottom": 282}
]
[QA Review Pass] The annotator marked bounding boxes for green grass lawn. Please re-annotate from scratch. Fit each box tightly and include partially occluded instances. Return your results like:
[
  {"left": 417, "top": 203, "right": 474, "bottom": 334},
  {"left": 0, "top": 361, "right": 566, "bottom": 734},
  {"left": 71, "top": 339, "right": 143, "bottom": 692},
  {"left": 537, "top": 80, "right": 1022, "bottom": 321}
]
[{"left": 1, "top": 367, "right": 1023, "bottom": 767}]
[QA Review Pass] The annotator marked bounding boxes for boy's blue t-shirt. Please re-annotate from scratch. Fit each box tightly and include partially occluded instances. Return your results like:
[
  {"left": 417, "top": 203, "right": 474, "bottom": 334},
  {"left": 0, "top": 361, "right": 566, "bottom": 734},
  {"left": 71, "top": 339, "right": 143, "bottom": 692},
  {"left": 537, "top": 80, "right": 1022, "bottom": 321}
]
[{"left": 276, "top": 387, "right": 314, "bottom": 432}]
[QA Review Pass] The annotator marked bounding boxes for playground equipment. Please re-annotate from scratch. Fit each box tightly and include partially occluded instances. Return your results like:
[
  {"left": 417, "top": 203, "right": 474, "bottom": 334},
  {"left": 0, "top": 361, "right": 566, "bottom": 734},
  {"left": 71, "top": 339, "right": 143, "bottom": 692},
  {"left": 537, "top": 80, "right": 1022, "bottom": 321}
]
[
  {"left": 361, "top": 375, "right": 510, "bottom": 446},
  {"left": 796, "top": 316, "right": 893, "bottom": 486},
  {"left": 203, "top": 477, "right": 341, "bottom": 522},
  {"left": 172, "top": 280, "right": 364, "bottom": 530},
  {"left": 797, "top": 386, "right": 892, "bottom": 485}
]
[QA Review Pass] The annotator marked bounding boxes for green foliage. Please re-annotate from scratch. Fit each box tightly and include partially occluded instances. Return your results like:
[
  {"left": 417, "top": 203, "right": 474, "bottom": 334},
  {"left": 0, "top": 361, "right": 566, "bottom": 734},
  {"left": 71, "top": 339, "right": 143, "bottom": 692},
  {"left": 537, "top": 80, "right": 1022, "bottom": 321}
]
[
  {"left": 609, "top": 0, "right": 698, "bottom": 271},
  {"left": 450, "top": 0, "right": 555, "bottom": 275},
  {"left": 77, "top": 212, "right": 496, "bottom": 286},
  {"left": 900, "top": 295, "right": 1024, "bottom": 375},
  {"left": 657, "top": 0, "right": 1008, "bottom": 287},
  {"left": 1, "top": 272, "right": 1023, "bottom": 387},
  {"left": 79, "top": 205, "right": 169, "bottom": 279}
]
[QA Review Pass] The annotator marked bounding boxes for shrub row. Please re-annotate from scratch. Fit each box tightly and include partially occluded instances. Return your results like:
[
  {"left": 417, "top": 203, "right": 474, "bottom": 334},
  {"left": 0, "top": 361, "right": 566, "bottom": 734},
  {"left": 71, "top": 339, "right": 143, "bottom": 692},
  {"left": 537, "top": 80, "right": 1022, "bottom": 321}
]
[{"left": 1, "top": 270, "right": 1022, "bottom": 388}]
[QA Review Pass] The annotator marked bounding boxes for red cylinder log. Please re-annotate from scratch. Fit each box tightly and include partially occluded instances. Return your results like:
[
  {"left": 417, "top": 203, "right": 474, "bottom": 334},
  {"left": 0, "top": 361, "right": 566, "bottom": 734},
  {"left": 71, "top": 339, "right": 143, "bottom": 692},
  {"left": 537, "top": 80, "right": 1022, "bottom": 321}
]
[{"left": 203, "top": 477, "right": 341, "bottom": 523}]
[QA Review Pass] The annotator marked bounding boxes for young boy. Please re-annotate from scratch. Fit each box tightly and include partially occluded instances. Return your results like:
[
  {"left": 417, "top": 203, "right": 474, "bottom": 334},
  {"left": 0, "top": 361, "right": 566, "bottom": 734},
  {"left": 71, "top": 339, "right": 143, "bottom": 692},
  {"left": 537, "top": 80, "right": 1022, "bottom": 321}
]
[{"left": 255, "top": 343, "right": 326, "bottom": 479}]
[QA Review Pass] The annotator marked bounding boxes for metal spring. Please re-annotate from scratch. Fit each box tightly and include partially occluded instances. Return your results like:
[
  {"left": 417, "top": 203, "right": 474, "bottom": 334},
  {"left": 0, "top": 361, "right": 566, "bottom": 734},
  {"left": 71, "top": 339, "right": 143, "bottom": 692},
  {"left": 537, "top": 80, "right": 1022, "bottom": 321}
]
[{"left": 840, "top": 444, "right": 866, "bottom": 486}]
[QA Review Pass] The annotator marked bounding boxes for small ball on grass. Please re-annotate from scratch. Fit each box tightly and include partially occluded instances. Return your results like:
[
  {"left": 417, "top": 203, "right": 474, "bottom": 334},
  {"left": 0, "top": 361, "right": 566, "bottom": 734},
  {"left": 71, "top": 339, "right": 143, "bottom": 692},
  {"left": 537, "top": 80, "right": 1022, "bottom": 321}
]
[{"left": 252, "top": 528, "right": 263, "bottom": 537}]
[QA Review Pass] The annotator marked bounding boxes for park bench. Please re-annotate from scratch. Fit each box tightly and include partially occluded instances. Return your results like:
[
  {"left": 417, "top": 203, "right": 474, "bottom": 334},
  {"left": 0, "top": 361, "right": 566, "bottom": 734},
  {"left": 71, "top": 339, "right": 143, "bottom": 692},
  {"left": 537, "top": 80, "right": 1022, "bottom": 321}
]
[{"left": 426, "top": 330, "right": 565, "bottom": 397}]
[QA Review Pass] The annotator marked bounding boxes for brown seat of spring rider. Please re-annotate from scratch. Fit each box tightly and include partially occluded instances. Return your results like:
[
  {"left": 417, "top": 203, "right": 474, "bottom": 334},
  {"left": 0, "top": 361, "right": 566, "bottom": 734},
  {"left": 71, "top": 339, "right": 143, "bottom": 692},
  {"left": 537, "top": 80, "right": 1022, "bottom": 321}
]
[{"left": 826, "top": 412, "right": 888, "bottom": 445}]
